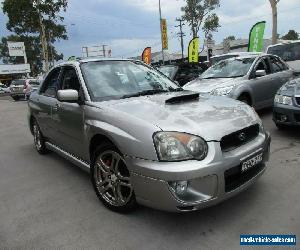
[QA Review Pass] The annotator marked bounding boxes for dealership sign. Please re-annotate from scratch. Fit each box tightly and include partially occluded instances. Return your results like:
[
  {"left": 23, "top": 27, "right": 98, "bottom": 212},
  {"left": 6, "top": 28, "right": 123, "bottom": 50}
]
[
  {"left": 0, "top": 64, "right": 31, "bottom": 75},
  {"left": 7, "top": 42, "right": 26, "bottom": 57}
]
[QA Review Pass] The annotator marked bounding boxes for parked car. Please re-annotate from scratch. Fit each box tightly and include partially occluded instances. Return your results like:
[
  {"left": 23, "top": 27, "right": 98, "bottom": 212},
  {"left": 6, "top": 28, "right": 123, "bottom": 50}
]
[
  {"left": 24, "top": 79, "right": 41, "bottom": 100},
  {"left": 273, "top": 77, "right": 300, "bottom": 129},
  {"left": 10, "top": 79, "right": 26, "bottom": 100},
  {"left": 210, "top": 52, "right": 261, "bottom": 65},
  {"left": 157, "top": 62, "right": 207, "bottom": 86},
  {"left": 184, "top": 54, "right": 294, "bottom": 110},
  {"left": 28, "top": 58, "right": 270, "bottom": 212},
  {"left": 267, "top": 40, "right": 300, "bottom": 71},
  {"left": 0, "top": 83, "right": 10, "bottom": 94}
]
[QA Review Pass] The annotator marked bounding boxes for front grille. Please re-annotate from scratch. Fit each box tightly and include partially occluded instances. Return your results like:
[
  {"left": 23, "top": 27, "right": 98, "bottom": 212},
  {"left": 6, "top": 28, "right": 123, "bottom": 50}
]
[
  {"left": 220, "top": 124, "right": 260, "bottom": 152},
  {"left": 295, "top": 113, "right": 300, "bottom": 122},
  {"left": 296, "top": 97, "right": 300, "bottom": 106},
  {"left": 224, "top": 163, "right": 265, "bottom": 192}
]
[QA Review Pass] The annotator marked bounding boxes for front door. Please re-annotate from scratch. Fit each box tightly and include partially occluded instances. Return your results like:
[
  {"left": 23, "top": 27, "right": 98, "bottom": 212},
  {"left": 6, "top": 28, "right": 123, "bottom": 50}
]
[{"left": 53, "top": 66, "right": 87, "bottom": 161}]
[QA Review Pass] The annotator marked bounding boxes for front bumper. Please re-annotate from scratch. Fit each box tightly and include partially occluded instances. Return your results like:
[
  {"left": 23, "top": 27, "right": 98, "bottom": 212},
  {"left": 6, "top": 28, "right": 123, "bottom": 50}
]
[
  {"left": 273, "top": 103, "right": 300, "bottom": 126},
  {"left": 126, "top": 132, "right": 271, "bottom": 212}
]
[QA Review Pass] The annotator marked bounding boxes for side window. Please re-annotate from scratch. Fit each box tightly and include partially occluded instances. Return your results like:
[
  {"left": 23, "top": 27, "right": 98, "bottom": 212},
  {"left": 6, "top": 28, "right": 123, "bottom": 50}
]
[
  {"left": 41, "top": 67, "right": 61, "bottom": 97},
  {"left": 270, "top": 56, "right": 284, "bottom": 73},
  {"left": 255, "top": 58, "right": 271, "bottom": 75},
  {"left": 61, "top": 67, "right": 81, "bottom": 91}
]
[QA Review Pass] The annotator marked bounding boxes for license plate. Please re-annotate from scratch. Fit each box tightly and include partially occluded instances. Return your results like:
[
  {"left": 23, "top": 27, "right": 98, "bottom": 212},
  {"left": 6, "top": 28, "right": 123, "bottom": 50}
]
[{"left": 241, "top": 153, "right": 263, "bottom": 173}]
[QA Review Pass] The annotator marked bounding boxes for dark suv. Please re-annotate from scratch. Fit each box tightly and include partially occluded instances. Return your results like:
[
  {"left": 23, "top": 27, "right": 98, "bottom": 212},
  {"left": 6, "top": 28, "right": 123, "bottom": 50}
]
[{"left": 157, "top": 63, "right": 207, "bottom": 86}]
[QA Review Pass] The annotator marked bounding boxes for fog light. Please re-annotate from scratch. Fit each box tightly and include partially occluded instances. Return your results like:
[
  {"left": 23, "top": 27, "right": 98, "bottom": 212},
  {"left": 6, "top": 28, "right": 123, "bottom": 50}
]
[
  {"left": 280, "top": 115, "right": 288, "bottom": 122},
  {"left": 169, "top": 181, "right": 188, "bottom": 195}
]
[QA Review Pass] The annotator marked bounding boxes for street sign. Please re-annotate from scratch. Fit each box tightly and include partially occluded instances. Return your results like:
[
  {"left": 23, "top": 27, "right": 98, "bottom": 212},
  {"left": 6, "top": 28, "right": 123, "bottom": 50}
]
[
  {"left": 204, "top": 39, "right": 215, "bottom": 49},
  {"left": 161, "top": 19, "right": 168, "bottom": 50},
  {"left": 7, "top": 42, "right": 26, "bottom": 57}
]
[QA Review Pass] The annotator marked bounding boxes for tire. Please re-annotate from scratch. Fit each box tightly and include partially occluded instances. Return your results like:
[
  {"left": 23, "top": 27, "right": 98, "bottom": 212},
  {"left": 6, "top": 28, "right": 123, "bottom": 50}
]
[
  {"left": 91, "top": 142, "right": 137, "bottom": 212},
  {"left": 32, "top": 120, "right": 48, "bottom": 154},
  {"left": 12, "top": 96, "right": 20, "bottom": 101},
  {"left": 238, "top": 94, "right": 252, "bottom": 106}
]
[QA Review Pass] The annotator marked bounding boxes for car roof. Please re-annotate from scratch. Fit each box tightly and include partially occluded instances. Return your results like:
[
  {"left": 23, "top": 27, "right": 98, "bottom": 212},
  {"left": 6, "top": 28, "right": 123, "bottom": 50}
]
[
  {"left": 211, "top": 52, "right": 262, "bottom": 58},
  {"left": 267, "top": 40, "right": 300, "bottom": 48},
  {"left": 55, "top": 57, "right": 136, "bottom": 67}
]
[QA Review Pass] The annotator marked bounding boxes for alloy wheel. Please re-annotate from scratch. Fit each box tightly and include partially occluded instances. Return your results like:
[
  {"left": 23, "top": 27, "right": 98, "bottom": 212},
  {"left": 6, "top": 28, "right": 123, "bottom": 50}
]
[
  {"left": 94, "top": 150, "right": 133, "bottom": 207},
  {"left": 33, "top": 124, "right": 42, "bottom": 151}
]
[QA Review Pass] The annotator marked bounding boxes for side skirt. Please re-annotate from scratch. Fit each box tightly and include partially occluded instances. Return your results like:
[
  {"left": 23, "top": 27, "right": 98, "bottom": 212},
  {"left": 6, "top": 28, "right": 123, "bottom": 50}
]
[{"left": 45, "top": 142, "right": 90, "bottom": 172}]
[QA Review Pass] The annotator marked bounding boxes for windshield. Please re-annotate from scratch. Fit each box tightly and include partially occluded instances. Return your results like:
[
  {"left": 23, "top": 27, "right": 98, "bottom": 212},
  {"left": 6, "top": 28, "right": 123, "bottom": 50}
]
[
  {"left": 201, "top": 57, "right": 255, "bottom": 79},
  {"left": 157, "top": 65, "right": 178, "bottom": 79},
  {"left": 211, "top": 55, "right": 238, "bottom": 65},
  {"left": 267, "top": 42, "right": 300, "bottom": 62},
  {"left": 81, "top": 60, "right": 180, "bottom": 101}
]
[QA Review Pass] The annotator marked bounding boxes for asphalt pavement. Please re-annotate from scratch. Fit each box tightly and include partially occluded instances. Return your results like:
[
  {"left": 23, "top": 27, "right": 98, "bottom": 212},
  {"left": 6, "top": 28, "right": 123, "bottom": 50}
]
[{"left": 0, "top": 96, "right": 299, "bottom": 250}]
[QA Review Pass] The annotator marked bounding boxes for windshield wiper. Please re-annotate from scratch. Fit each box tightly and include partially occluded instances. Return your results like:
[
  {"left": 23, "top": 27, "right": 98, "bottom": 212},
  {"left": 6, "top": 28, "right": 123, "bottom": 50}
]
[
  {"left": 169, "top": 87, "right": 184, "bottom": 92},
  {"left": 122, "top": 89, "right": 168, "bottom": 99}
]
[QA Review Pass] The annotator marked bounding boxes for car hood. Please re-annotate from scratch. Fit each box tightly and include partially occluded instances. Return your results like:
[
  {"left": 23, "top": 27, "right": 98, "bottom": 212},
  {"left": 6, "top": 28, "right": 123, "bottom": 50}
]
[
  {"left": 278, "top": 77, "right": 300, "bottom": 96},
  {"left": 91, "top": 91, "right": 259, "bottom": 141},
  {"left": 183, "top": 77, "right": 243, "bottom": 93}
]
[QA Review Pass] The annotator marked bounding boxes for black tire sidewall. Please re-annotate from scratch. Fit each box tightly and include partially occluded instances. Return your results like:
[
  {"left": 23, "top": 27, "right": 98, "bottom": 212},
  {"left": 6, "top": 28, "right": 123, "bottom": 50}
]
[
  {"left": 90, "top": 143, "right": 137, "bottom": 213},
  {"left": 33, "top": 120, "right": 48, "bottom": 154}
]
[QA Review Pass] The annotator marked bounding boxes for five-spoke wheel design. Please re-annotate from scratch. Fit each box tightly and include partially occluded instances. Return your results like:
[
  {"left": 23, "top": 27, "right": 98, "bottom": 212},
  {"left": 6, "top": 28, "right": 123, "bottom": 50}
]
[
  {"left": 94, "top": 150, "right": 134, "bottom": 208},
  {"left": 32, "top": 120, "right": 47, "bottom": 154},
  {"left": 33, "top": 123, "right": 42, "bottom": 151}
]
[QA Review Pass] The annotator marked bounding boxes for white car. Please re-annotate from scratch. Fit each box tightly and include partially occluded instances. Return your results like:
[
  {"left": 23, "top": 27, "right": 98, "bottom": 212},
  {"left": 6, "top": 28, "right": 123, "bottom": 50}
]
[{"left": 0, "top": 83, "right": 10, "bottom": 94}]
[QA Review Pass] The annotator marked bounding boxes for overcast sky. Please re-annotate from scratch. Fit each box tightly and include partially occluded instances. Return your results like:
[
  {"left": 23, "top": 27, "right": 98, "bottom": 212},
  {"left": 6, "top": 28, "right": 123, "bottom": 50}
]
[{"left": 1, "top": 0, "right": 300, "bottom": 59}]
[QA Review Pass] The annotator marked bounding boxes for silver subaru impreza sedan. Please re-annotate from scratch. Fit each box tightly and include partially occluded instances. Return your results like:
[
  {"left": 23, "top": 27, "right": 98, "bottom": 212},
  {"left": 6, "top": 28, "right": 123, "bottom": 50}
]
[{"left": 28, "top": 58, "right": 271, "bottom": 212}]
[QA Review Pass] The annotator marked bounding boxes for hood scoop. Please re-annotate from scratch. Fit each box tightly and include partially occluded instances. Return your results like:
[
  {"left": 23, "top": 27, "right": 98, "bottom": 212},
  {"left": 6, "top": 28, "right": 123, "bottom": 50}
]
[{"left": 165, "top": 93, "right": 199, "bottom": 104}]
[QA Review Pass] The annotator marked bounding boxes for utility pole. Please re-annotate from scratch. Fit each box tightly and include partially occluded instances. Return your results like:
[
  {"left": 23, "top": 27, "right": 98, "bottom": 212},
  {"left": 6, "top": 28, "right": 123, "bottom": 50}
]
[
  {"left": 102, "top": 45, "right": 108, "bottom": 57},
  {"left": 175, "top": 18, "right": 185, "bottom": 59},
  {"left": 48, "top": 30, "right": 54, "bottom": 67},
  {"left": 34, "top": 0, "right": 49, "bottom": 72},
  {"left": 269, "top": 0, "right": 280, "bottom": 44},
  {"left": 159, "top": 0, "right": 165, "bottom": 64}
]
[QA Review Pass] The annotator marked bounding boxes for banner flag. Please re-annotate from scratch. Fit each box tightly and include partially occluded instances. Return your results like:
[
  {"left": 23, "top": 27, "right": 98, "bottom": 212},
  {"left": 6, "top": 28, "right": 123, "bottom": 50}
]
[
  {"left": 188, "top": 37, "right": 199, "bottom": 63},
  {"left": 161, "top": 19, "right": 168, "bottom": 50},
  {"left": 248, "top": 21, "right": 266, "bottom": 52},
  {"left": 142, "top": 47, "right": 151, "bottom": 64}
]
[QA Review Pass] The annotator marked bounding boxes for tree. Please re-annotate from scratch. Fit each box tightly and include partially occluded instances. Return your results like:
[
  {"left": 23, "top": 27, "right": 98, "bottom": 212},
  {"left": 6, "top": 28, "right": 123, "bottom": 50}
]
[
  {"left": 0, "top": 34, "right": 63, "bottom": 75},
  {"left": 2, "top": 0, "right": 68, "bottom": 73},
  {"left": 281, "top": 30, "right": 299, "bottom": 40},
  {"left": 269, "top": 0, "right": 279, "bottom": 44},
  {"left": 181, "top": 0, "right": 220, "bottom": 39}
]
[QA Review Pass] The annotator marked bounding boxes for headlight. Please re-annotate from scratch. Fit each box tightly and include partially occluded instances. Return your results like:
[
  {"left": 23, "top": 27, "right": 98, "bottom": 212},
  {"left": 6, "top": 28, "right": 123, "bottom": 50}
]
[
  {"left": 210, "top": 86, "right": 234, "bottom": 96},
  {"left": 274, "top": 94, "right": 293, "bottom": 106},
  {"left": 153, "top": 132, "right": 208, "bottom": 161}
]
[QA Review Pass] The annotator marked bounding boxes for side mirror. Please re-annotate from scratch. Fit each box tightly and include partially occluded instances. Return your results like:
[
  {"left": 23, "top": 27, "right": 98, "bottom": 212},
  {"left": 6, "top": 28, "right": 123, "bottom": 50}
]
[
  {"left": 57, "top": 89, "right": 78, "bottom": 102},
  {"left": 255, "top": 70, "right": 266, "bottom": 77}
]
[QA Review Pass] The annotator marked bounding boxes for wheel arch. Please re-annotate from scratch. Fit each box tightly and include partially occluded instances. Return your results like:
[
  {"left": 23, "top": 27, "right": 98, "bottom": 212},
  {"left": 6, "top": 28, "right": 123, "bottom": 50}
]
[
  {"left": 237, "top": 91, "right": 253, "bottom": 106},
  {"left": 89, "top": 134, "right": 117, "bottom": 163},
  {"left": 29, "top": 115, "right": 36, "bottom": 135}
]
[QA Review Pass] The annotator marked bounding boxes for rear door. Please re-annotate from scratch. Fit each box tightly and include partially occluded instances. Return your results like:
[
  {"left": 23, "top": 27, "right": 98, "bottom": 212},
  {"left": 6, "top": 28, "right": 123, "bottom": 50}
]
[
  {"left": 248, "top": 57, "right": 273, "bottom": 108},
  {"left": 269, "top": 56, "right": 294, "bottom": 93}
]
